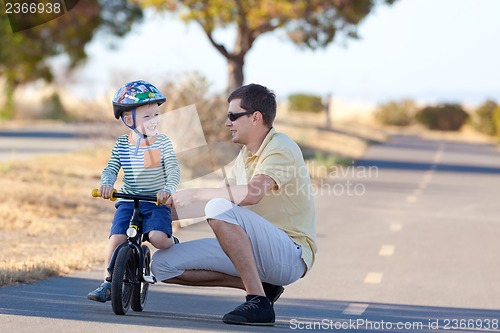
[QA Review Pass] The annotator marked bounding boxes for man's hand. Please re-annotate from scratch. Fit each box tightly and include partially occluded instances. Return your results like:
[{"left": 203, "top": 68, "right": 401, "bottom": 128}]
[
  {"left": 99, "top": 185, "right": 114, "bottom": 199},
  {"left": 157, "top": 191, "right": 171, "bottom": 204},
  {"left": 166, "top": 189, "right": 196, "bottom": 208}
]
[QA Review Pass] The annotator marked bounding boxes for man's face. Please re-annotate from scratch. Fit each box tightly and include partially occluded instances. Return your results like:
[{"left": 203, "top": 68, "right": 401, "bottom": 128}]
[
  {"left": 226, "top": 98, "right": 253, "bottom": 144},
  {"left": 125, "top": 103, "right": 159, "bottom": 137}
]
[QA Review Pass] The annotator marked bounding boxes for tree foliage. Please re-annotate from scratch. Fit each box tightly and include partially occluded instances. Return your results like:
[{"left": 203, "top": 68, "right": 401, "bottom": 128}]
[
  {"left": 374, "top": 99, "right": 417, "bottom": 126},
  {"left": 470, "top": 99, "right": 498, "bottom": 136},
  {"left": 0, "top": 0, "right": 143, "bottom": 118},
  {"left": 416, "top": 104, "right": 469, "bottom": 131},
  {"left": 133, "top": 0, "right": 397, "bottom": 92},
  {"left": 288, "top": 93, "right": 323, "bottom": 113}
]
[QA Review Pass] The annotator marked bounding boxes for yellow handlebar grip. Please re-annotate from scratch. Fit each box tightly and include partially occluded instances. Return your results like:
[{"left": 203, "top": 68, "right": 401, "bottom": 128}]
[
  {"left": 92, "top": 188, "right": 117, "bottom": 201},
  {"left": 109, "top": 189, "right": 118, "bottom": 201}
]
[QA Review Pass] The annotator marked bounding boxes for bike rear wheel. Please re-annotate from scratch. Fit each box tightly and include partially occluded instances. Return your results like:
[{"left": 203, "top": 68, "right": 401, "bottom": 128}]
[
  {"left": 111, "top": 246, "right": 135, "bottom": 315},
  {"left": 131, "top": 245, "right": 151, "bottom": 312}
]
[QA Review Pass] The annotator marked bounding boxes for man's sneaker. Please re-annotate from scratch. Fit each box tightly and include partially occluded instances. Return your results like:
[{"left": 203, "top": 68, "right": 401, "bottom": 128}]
[
  {"left": 263, "top": 282, "right": 284, "bottom": 305},
  {"left": 222, "top": 295, "right": 275, "bottom": 326},
  {"left": 87, "top": 282, "right": 111, "bottom": 303}
]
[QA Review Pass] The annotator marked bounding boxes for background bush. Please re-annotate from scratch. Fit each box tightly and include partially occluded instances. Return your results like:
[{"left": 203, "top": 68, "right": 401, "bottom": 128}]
[
  {"left": 288, "top": 93, "right": 323, "bottom": 113},
  {"left": 416, "top": 103, "right": 469, "bottom": 131},
  {"left": 43, "top": 92, "right": 72, "bottom": 121},
  {"left": 374, "top": 99, "right": 417, "bottom": 126},
  {"left": 163, "top": 72, "right": 229, "bottom": 143},
  {"left": 470, "top": 100, "right": 498, "bottom": 136},
  {"left": 161, "top": 72, "right": 239, "bottom": 180},
  {"left": 494, "top": 107, "right": 500, "bottom": 138}
]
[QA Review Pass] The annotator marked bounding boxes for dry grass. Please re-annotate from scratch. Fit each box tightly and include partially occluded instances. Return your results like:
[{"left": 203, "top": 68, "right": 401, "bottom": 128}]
[{"left": 0, "top": 145, "right": 115, "bottom": 286}]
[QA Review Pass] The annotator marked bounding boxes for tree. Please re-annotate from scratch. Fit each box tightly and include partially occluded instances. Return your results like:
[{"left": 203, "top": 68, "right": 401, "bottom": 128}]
[
  {"left": 0, "top": 0, "right": 143, "bottom": 119},
  {"left": 471, "top": 99, "right": 498, "bottom": 136},
  {"left": 416, "top": 104, "right": 469, "bottom": 131},
  {"left": 133, "top": 0, "right": 396, "bottom": 92},
  {"left": 374, "top": 99, "right": 417, "bottom": 126}
]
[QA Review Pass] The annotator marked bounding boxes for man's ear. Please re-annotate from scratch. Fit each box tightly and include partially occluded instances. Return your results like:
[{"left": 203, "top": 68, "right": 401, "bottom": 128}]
[{"left": 252, "top": 111, "right": 263, "bottom": 125}]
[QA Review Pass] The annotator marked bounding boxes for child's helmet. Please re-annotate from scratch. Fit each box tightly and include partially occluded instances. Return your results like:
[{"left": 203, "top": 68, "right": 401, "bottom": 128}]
[{"left": 112, "top": 80, "right": 166, "bottom": 119}]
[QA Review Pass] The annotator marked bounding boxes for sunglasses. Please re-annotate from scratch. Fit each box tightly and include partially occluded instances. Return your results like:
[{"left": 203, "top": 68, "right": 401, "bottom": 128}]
[{"left": 227, "top": 111, "right": 254, "bottom": 122}]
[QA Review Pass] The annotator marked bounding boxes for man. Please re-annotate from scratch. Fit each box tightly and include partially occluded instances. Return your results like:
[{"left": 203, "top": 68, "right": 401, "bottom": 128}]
[{"left": 153, "top": 83, "right": 317, "bottom": 326}]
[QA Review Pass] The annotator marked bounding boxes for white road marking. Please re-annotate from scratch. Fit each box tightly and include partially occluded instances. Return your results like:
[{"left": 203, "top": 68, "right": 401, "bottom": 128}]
[
  {"left": 364, "top": 272, "right": 383, "bottom": 284},
  {"left": 343, "top": 303, "right": 369, "bottom": 315},
  {"left": 390, "top": 223, "right": 403, "bottom": 231},
  {"left": 379, "top": 245, "right": 395, "bottom": 256},
  {"left": 406, "top": 142, "right": 446, "bottom": 203},
  {"left": 434, "top": 143, "right": 445, "bottom": 163},
  {"left": 418, "top": 171, "right": 434, "bottom": 189},
  {"left": 406, "top": 195, "right": 417, "bottom": 203}
]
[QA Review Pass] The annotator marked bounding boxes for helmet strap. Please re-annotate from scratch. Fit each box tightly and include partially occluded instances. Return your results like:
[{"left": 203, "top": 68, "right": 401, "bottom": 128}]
[{"left": 121, "top": 109, "right": 147, "bottom": 156}]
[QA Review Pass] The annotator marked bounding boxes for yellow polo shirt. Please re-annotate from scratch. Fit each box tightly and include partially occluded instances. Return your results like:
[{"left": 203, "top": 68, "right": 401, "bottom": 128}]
[{"left": 226, "top": 128, "right": 317, "bottom": 273}]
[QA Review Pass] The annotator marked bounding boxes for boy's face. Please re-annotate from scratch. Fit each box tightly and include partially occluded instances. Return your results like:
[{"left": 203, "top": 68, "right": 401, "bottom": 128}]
[{"left": 123, "top": 103, "right": 159, "bottom": 137}]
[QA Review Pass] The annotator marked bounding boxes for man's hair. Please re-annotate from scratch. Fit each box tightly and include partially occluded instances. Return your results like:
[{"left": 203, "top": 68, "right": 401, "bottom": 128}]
[{"left": 228, "top": 83, "right": 277, "bottom": 127}]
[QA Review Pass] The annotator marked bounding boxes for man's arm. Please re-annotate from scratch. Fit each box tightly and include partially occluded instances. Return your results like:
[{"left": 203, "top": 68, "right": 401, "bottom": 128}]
[
  {"left": 167, "top": 174, "right": 276, "bottom": 219},
  {"left": 197, "top": 174, "right": 275, "bottom": 205},
  {"left": 169, "top": 200, "right": 208, "bottom": 220}
]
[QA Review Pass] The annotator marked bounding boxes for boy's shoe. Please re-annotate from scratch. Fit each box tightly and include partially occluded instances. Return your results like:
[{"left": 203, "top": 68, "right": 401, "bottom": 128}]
[
  {"left": 263, "top": 282, "right": 284, "bottom": 305},
  {"left": 222, "top": 295, "right": 275, "bottom": 326},
  {"left": 87, "top": 282, "right": 111, "bottom": 303},
  {"left": 173, "top": 236, "right": 180, "bottom": 244}
]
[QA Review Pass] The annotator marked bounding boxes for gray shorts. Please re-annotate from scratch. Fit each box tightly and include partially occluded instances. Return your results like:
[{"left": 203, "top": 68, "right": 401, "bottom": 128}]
[{"left": 151, "top": 198, "right": 306, "bottom": 286}]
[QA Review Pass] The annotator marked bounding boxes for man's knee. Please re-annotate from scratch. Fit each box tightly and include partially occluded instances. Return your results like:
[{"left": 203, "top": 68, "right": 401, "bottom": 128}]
[
  {"left": 151, "top": 251, "right": 182, "bottom": 278},
  {"left": 205, "top": 198, "right": 233, "bottom": 219}
]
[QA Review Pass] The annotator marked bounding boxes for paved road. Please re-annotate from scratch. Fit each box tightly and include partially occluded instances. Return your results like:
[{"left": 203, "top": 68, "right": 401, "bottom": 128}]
[
  {"left": 0, "top": 123, "right": 110, "bottom": 161},
  {"left": 1, "top": 134, "right": 500, "bottom": 332}
]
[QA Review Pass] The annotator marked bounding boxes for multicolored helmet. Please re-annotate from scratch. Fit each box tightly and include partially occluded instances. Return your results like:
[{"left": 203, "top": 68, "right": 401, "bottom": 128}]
[{"left": 112, "top": 80, "right": 166, "bottom": 119}]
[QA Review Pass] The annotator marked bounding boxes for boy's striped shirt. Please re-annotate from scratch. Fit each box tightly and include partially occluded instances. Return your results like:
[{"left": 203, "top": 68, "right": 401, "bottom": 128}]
[{"left": 101, "top": 134, "right": 180, "bottom": 196}]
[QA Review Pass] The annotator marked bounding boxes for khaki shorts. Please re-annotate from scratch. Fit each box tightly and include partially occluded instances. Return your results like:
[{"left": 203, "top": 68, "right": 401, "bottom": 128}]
[{"left": 151, "top": 198, "right": 306, "bottom": 286}]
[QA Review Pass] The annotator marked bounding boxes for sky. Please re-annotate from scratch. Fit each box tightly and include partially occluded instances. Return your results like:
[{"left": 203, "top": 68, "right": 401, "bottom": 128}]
[{"left": 69, "top": 0, "right": 500, "bottom": 106}]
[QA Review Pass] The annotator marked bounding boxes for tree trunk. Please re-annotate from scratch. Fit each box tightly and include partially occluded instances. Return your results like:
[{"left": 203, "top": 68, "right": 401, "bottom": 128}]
[
  {"left": 227, "top": 55, "right": 245, "bottom": 94},
  {"left": 226, "top": 17, "right": 253, "bottom": 94},
  {"left": 0, "top": 78, "right": 16, "bottom": 119}
]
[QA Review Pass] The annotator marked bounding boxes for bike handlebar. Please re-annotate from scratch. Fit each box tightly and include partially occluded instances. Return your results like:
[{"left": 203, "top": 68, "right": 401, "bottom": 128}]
[{"left": 91, "top": 189, "right": 163, "bottom": 206}]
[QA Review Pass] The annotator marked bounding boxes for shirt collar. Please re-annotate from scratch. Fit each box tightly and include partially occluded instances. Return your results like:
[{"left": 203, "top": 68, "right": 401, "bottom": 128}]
[
  {"left": 128, "top": 133, "right": 157, "bottom": 146},
  {"left": 244, "top": 127, "right": 276, "bottom": 158}
]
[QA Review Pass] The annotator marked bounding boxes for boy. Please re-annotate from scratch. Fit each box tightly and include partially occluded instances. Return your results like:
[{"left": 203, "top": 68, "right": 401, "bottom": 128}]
[{"left": 88, "top": 80, "right": 180, "bottom": 302}]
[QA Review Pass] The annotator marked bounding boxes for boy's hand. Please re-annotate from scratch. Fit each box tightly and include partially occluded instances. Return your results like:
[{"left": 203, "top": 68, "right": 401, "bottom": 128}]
[
  {"left": 157, "top": 191, "right": 171, "bottom": 204},
  {"left": 100, "top": 185, "right": 114, "bottom": 199}
]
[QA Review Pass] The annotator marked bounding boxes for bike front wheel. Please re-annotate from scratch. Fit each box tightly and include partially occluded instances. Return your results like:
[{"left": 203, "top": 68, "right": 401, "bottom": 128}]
[
  {"left": 131, "top": 245, "right": 151, "bottom": 312},
  {"left": 111, "top": 246, "right": 135, "bottom": 315}
]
